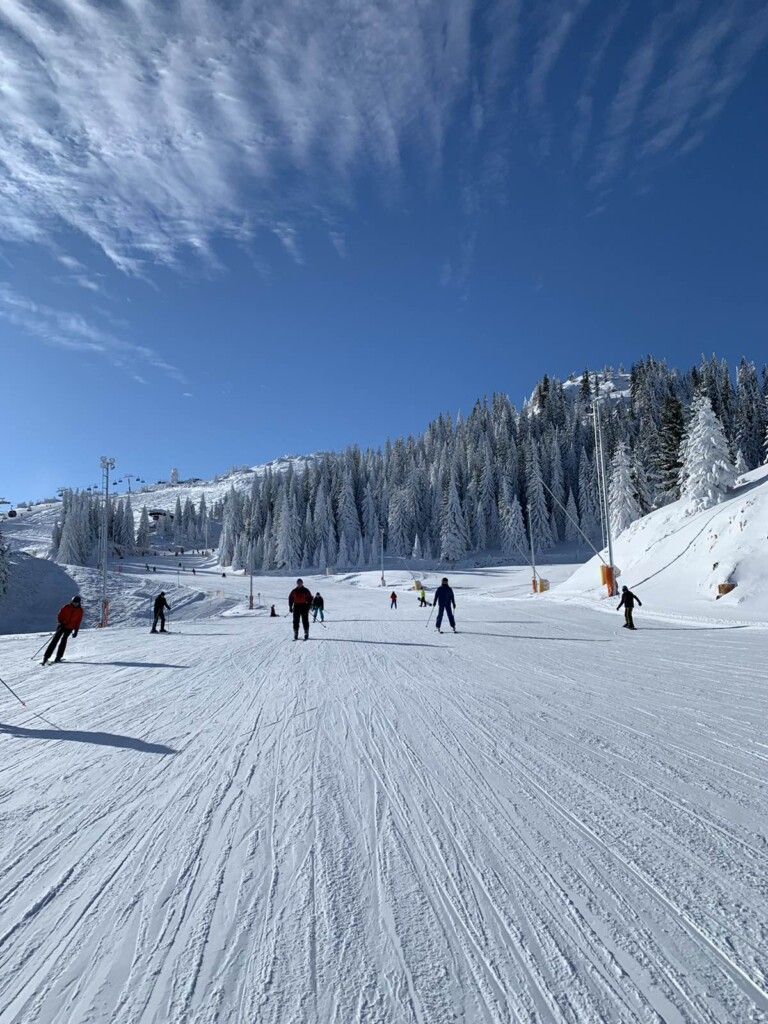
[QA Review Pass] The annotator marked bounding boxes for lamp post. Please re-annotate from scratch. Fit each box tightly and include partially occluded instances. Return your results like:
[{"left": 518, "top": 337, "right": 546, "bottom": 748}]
[{"left": 99, "top": 457, "right": 116, "bottom": 626}]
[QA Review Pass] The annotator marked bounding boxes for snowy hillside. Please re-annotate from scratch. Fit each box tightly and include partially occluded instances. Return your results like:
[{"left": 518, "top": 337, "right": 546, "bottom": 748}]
[
  {"left": 1, "top": 455, "right": 314, "bottom": 559},
  {"left": 553, "top": 463, "right": 768, "bottom": 623}
]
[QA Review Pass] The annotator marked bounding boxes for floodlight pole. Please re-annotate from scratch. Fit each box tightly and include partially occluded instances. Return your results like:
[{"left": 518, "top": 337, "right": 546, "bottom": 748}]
[{"left": 99, "top": 457, "right": 116, "bottom": 626}]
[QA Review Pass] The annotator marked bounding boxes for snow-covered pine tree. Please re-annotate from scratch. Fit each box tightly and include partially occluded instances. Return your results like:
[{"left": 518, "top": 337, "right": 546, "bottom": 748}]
[
  {"left": 563, "top": 490, "right": 580, "bottom": 544},
  {"left": 679, "top": 395, "right": 736, "bottom": 512},
  {"left": 172, "top": 495, "right": 184, "bottom": 544},
  {"left": 136, "top": 506, "right": 151, "bottom": 551},
  {"left": 654, "top": 392, "right": 685, "bottom": 503},
  {"left": 525, "top": 446, "right": 553, "bottom": 551},
  {"left": 123, "top": 497, "right": 136, "bottom": 552},
  {"left": 499, "top": 485, "right": 526, "bottom": 559},
  {"left": 608, "top": 441, "right": 640, "bottom": 536},
  {"left": 734, "top": 449, "right": 748, "bottom": 477},
  {"left": 439, "top": 472, "right": 469, "bottom": 562}
]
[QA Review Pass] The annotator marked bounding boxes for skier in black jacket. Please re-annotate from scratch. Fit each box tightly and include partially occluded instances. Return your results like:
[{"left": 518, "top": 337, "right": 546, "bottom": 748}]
[
  {"left": 616, "top": 586, "right": 642, "bottom": 630},
  {"left": 312, "top": 592, "right": 325, "bottom": 623},
  {"left": 151, "top": 592, "right": 170, "bottom": 633},
  {"left": 433, "top": 577, "right": 457, "bottom": 633}
]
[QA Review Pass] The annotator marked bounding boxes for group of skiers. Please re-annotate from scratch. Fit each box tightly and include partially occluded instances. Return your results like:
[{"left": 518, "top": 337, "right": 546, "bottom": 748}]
[{"left": 37, "top": 581, "right": 644, "bottom": 664}]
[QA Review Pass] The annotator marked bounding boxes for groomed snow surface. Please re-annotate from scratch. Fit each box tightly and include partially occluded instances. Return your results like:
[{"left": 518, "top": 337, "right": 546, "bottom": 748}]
[{"left": 1, "top": 562, "right": 767, "bottom": 1024}]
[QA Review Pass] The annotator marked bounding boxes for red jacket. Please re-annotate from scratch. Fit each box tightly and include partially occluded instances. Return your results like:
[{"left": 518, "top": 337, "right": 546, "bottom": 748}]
[
  {"left": 289, "top": 586, "right": 313, "bottom": 610},
  {"left": 58, "top": 603, "right": 83, "bottom": 631}
]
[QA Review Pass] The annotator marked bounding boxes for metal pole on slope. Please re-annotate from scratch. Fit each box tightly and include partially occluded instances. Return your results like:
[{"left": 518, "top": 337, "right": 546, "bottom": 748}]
[
  {"left": 527, "top": 506, "right": 539, "bottom": 593},
  {"left": 592, "top": 402, "right": 607, "bottom": 551},
  {"left": 380, "top": 527, "right": 386, "bottom": 588},
  {"left": 594, "top": 399, "right": 616, "bottom": 596},
  {"left": 99, "top": 456, "right": 116, "bottom": 627}
]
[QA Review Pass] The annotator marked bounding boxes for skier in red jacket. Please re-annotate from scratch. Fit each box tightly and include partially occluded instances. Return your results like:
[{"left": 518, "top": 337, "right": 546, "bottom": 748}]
[
  {"left": 288, "top": 579, "right": 314, "bottom": 641},
  {"left": 42, "top": 596, "right": 83, "bottom": 665}
]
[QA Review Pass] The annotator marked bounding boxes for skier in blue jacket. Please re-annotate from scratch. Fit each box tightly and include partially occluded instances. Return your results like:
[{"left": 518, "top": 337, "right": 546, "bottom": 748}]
[{"left": 433, "top": 577, "right": 457, "bottom": 633}]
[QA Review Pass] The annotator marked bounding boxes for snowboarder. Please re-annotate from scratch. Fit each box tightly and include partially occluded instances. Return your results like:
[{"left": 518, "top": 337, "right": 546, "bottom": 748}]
[
  {"left": 312, "top": 592, "right": 325, "bottom": 623},
  {"left": 390, "top": 591, "right": 398, "bottom": 610},
  {"left": 270, "top": 604, "right": 278, "bottom": 618},
  {"left": 418, "top": 587, "right": 427, "bottom": 607},
  {"left": 617, "top": 586, "right": 642, "bottom": 630},
  {"left": 433, "top": 577, "right": 457, "bottom": 633},
  {"left": 151, "top": 592, "right": 170, "bottom": 633},
  {"left": 289, "top": 578, "right": 314, "bottom": 641},
  {"left": 42, "top": 596, "right": 83, "bottom": 665}
]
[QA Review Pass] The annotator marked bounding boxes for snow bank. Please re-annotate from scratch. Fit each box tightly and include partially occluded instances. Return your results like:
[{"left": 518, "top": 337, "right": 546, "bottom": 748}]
[{"left": 552, "top": 464, "right": 768, "bottom": 623}]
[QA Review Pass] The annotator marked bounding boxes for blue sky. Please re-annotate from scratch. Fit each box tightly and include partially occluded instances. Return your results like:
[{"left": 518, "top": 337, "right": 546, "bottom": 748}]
[{"left": 1, "top": 0, "right": 767, "bottom": 504}]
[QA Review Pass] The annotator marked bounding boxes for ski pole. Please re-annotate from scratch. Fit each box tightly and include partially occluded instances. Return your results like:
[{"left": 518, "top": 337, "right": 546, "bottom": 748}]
[
  {"left": 425, "top": 604, "right": 435, "bottom": 629},
  {"left": 30, "top": 635, "right": 53, "bottom": 661},
  {"left": 0, "top": 674, "right": 27, "bottom": 708}
]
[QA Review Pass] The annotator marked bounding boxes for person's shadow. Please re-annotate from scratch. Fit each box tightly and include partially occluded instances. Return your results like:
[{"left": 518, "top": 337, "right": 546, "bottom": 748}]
[{"left": 0, "top": 723, "right": 176, "bottom": 754}]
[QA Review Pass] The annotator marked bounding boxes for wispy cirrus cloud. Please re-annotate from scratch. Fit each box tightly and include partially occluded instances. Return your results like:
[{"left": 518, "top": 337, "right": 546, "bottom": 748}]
[
  {"left": 0, "top": 0, "right": 480, "bottom": 274},
  {"left": 0, "top": 0, "right": 764, "bottom": 288},
  {"left": 0, "top": 284, "right": 185, "bottom": 384}
]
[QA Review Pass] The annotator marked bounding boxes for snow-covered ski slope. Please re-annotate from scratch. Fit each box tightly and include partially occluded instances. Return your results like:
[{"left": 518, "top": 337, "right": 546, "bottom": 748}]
[
  {"left": 553, "top": 463, "right": 768, "bottom": 624},
  {"left": 1, "top": 567, "right": 766, "bottom": 1024}
]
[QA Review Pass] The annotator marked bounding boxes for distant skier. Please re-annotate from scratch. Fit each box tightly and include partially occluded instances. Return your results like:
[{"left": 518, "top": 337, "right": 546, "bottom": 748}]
[
  {"left": 617, "top": 586, "right": 642, "bottom": 630},
  {"left": 312, "top": 592, "right": 325, "bottom": 623},
  {"left": 433, "top": 577, "right": 457, "bottom": 633},
  {"left": 151, "top": 592, "right": 170, "bottom": 633},
  {"left": 42, "top": 596, "right": 83, "bottom": 665},
  {"left": 270, "top": 604, "right": 278, "bottom": 618},
  {"left": 390, "top": 591, "right": 398, "bottom": 610},
  {"left": 289, "top": 578, "right": 314, "bottom": 641},
  {"left": 418, "top": 587, "right": 427, "bottom": 607}
]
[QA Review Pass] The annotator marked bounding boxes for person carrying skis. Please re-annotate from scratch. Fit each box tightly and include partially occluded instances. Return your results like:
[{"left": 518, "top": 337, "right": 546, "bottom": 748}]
[
  {"left": 312, "top": 591, "right": 325, "bottom": 623},
  {"left": 289, "top": 578, "right": 313, "bottom": 641},
  {"left": 151, "top": 592, "right": 170, "bottom": 633},
  {"left": 390, "top": 591, "right": 398, "bottom": 610},
  {"left": 617, "top": 585, "right": 642, "bottom": 630},
  {"left": 418, "top": 587, "right": 427, "bottom": 607},
  {"left": 42, "top": 596, "right": 83, "bottom": 665},
  {"left": 433, "top": 577, "right": 457, "bottom": 633}
]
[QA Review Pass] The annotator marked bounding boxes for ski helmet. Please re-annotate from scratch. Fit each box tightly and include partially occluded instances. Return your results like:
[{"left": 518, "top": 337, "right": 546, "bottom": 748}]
[
  {"left": 72, "top": 595, "right": 82, "bottom": 605},
  {"left": 297, "top": 578, "right": 304, "bottom": 585}
]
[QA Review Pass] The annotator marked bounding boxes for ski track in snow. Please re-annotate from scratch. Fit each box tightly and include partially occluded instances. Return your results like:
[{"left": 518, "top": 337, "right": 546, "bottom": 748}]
[{"left": 0, "top": 579, "right": 767, "bottom": 1024}]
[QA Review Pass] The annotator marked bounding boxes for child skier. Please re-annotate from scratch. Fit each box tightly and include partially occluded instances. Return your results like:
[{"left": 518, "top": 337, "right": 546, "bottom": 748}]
[
  {"left": 312, "top": 592, "right": 325, "bottom": 623},
  {"left": 390, "top": 591, "right": 398, "bottom": 610}
]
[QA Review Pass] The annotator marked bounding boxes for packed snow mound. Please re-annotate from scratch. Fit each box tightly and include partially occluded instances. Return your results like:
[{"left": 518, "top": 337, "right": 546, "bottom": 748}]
[{"left": 554, "top": 463, "right": 768, "bottom": 623}]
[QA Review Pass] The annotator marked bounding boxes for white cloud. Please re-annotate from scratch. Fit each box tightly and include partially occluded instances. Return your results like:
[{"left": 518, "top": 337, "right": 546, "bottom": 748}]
[
  {"left": 0, "top": 0, "right": 480, "bottom": 273},
  {"left": 0, "top": 283, "right": 185, "bottom": 383}
]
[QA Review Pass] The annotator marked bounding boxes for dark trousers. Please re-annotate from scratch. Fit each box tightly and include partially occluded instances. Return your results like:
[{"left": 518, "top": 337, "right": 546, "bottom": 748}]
[
  {"left": 293, "top": 606, "right": 310, "bottom": 638},
  {"left": 152, "top": 612, "right": 166, "bottom": 632},
  {"left": 623, "top": 607, "right": 635, "bottom": 629},
  {"left": 436, "top": 605, "right": 455, "bottom": 630},
  {"left": 44, "top": 625, "right": 71, "bottom": 663}
]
